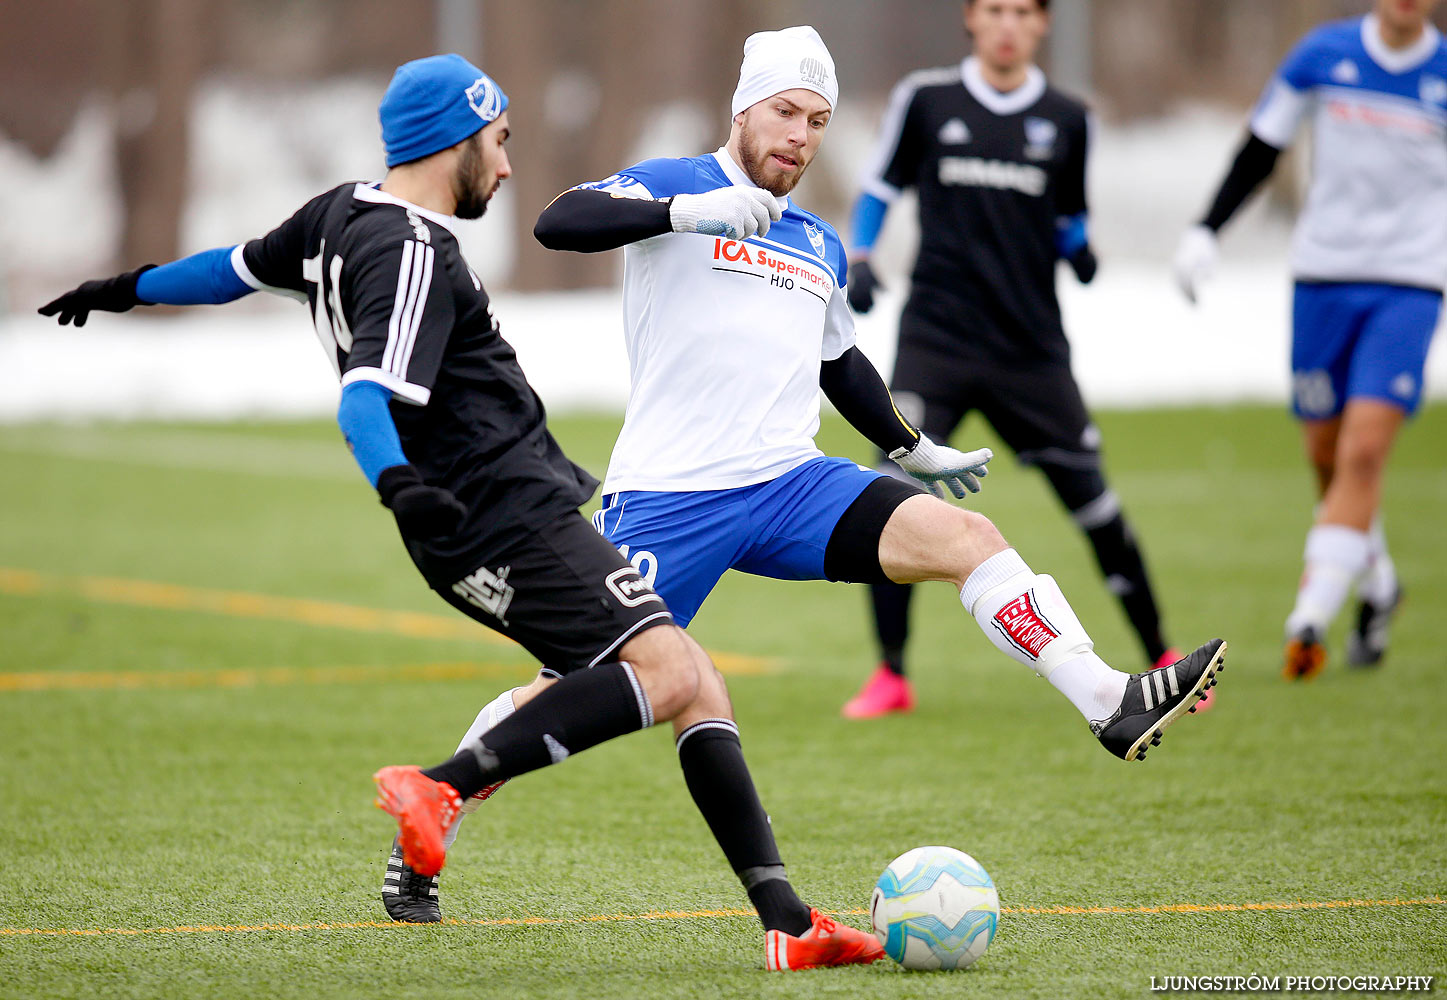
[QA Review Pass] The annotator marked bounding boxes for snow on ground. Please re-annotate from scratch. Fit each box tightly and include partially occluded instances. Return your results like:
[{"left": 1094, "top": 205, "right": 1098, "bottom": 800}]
[
  {"left": 3, "top": 261, "right": 1444, "bottom": 423},
  {"left": 2, "top": 86, "right": 1443, "bottom": 422}
]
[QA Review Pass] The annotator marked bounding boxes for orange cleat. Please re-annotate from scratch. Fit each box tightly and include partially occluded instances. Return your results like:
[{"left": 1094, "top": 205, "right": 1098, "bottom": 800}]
[
  {"left": 372, "top": 765, "right": 462, "bottom": 878},
  {"left": 764, "top": 908, "right": 886, "bottom": 971},
  {"left": 841, "top": 665, "right": 915, "bottom": 719},
  {"left": 1283, "top": 627, "right": 1326, "bottom": 681}
]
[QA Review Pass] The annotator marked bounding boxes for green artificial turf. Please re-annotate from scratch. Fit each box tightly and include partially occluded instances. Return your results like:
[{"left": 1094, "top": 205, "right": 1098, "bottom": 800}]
[{"left": 1, "top": 407, "right": 1443, "bottom": 999}]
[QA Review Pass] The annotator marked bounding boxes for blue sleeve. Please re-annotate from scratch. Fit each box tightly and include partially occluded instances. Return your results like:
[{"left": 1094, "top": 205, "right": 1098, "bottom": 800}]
[
  {"left": 848, "top": 192, "right": 889, "bottom": 254},
  {"left": 1054, "top": 213, "right": 1090, "bottom": 259},
  {"left": 1275, "top": 25, "right": 1331, "bottom": 92},
  {"left": 134, "top": 246, "right": 254, "bottom": 305},
  {"left": 616, "top": 157, "right": 702, "bottom": 198},
  {"left": 337, "top": 380, "right": 409, "bottom": 488}
]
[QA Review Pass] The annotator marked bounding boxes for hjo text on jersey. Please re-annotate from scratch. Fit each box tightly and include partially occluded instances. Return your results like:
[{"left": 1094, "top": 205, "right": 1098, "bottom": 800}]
[{"left": 711, "top": 239, "right": 834, "bottom": 295}]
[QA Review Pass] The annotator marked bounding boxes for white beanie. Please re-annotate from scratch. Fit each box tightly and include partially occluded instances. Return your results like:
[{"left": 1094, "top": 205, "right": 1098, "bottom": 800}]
[{"left": 730, "top": 26, "right": 838, "bottom": 117}]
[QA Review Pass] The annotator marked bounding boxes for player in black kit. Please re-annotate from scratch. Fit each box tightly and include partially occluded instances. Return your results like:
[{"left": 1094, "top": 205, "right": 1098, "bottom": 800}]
[
  {"left": 841, "top": 0, "right": 1189, "bottom": 719},
  {"left": 37, "top": 54, "right": 883, "bottom": 970}
]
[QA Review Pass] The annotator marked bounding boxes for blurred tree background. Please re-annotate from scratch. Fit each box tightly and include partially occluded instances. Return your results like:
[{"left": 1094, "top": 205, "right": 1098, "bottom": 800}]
[{"left": 0, "top": 0, "right": 1430, "bottom": 293}]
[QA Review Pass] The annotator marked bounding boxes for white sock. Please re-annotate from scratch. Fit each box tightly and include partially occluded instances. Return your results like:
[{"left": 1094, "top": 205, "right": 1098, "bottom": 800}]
[
  {"left": 960, "top": 549, "right": 1128, "bottom": 723},
  {"left": 442, "top": 687, "right": 519, "bottom": 849},
  {"left": 1285, "top": 524, "right": 1371, "bottom": 637},
  {"left": 1356, "top": 515, "right": 1398, "bottom": 608}
]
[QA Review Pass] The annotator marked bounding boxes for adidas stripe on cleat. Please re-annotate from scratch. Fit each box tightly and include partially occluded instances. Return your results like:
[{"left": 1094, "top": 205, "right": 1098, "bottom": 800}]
[
  {"left": 1092, "top": 639, "right": 1227, "bottom": 762},
  {"left": 382, "top": 841, "right": 441, "bottom": 923},
  {"left": 372, "top": 765, "right": 461, "bottom": 878},
  {"left": 764, "top": 908, "right": 885, "bottom": 971}
]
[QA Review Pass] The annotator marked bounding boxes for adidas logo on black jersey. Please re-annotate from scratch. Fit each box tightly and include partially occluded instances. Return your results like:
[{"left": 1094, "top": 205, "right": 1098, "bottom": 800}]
[{"left": 938, "top": 118, "right": 971, "bottom": 144}]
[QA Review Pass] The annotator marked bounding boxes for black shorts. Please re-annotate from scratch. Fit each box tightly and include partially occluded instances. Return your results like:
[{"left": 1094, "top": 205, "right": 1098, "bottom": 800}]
[
  {"left": 890, "top": 335, "right": 1100, "bottom": 470},
  {"left": 406, "top": 510, "right": 673, "bottom": 677}
]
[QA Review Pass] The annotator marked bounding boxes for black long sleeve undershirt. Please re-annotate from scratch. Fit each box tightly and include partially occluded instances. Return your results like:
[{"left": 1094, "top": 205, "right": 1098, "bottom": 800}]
[
  {"left": 533, "top": 189, "right": 673, "bottom": 253},
  {"left": 1201, "top": 132, "right": 1282, "bottom": 233},
  {"left": 819, "top": 347, "right": 920, "bottom": 455}
]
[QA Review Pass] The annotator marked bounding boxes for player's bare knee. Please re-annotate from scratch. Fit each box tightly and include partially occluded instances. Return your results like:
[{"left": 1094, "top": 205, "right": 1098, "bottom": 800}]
[
  {"left": 620, "top": 624, "right": 700, "bottom": 720},
  {"left": 1335, "top": 440, "right": 1388, "bottom": 486},
  {"left": 951, "top": 508, "right": 1008, "bottom": 579}
]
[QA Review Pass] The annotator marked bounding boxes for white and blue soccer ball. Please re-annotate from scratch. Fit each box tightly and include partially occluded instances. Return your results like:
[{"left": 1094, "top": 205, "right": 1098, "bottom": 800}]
[{"left": 869, "top": 846, "right": 999, "bottom": 970}]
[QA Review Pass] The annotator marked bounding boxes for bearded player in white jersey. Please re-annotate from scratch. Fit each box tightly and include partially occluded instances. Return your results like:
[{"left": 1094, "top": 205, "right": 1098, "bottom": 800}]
[
  {"left": 1174, "top": 0, "right": 1444, "bottom": 679},
  {"left": 407, "top": 25, "right": 1228, "bottom": 924}
]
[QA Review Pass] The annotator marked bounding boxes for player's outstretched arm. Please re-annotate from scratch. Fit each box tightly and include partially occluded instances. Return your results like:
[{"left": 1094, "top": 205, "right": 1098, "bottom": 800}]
[
  {"left": 336, "top": 380, "right": 464, "bottom": 539},
  {"left": 1174, "top": 133, "right": 1281, "bottom": 304},
  {"left": 534, "top": 185, "right": 780, "bottom": 253},
  {"left": 38, "top": 246, "right": 257, "bottom": 326},
  {"left": 819, "top": 346, "right": 991, "bottom": 498}
]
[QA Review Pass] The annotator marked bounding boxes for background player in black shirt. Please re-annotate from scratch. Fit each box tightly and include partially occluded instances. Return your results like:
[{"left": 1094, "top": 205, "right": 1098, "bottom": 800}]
[
  {"left": 37, "top": 54, "right": 884, "bottom": 969},
  {"left": 842, "top": 0, "right": 1188, "bottom": 718}
]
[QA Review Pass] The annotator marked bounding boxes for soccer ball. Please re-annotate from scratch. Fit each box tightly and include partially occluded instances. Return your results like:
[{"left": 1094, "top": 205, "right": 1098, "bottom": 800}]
[{"left": 869, "top": 846, "right": 999, "bottom": 970}]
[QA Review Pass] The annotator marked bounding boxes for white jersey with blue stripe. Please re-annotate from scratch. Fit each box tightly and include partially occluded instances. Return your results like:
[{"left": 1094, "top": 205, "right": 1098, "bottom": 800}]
[
  {"left": 1251, "top": 15, "right": 1447, "bottom": 289},
  {"left": 577, "top": 148, "right": 855, "bottom": 495}
]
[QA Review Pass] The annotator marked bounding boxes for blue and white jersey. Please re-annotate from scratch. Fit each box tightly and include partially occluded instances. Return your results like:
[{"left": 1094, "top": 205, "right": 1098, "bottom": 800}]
[
  {"left": 577, "top": 148, "right": 854, "bottom": 494},
  {"left": 1251, "top": 14, "right": 1447, "bottom": 289}
]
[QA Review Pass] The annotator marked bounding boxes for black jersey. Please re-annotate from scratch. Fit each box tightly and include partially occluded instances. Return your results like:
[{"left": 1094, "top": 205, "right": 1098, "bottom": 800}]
[
  {"left": 863, "top": 58, "right": 1090, "bottom": 366},
  {"left": 238, "top": 181, "right": 597, "bottom": 561}
]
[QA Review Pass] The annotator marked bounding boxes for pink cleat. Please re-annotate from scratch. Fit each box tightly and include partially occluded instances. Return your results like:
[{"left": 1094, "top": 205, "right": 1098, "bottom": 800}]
[
  {"left": 841, "top": 665, "right": 915, "bottom": 719},
  {"left": 1154, "top": 647, "right": 1213, "bottom": 712}
]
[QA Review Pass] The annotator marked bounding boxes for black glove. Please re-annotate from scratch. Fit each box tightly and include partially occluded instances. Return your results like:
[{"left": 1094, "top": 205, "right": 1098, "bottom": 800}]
[
  {"left": 1066, "top": 245, "right": 1098, "bottom": 285},
  {"left": 376, "top": 464, "right": 466, "bottom": 540},
  {"left": 846, "top": 258, "right": 882, "bottom": 314},
  {"left": 37, "top": 265, "right": 157, "bottom": 327}
]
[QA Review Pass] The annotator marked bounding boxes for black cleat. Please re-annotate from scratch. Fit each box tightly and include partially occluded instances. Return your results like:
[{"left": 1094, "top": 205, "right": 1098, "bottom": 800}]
[
  {"left": 1346, "top": 587, "right": 1402, "bottom": 669},
  {"left": 1092, "top": 639, "right": 1227, "bottom": 762},
  {"left": 383, "top": 841, "right": 441, "bottom": 922}
]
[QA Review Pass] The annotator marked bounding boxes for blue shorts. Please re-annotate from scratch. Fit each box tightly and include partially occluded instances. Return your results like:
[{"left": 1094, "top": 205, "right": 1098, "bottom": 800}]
[
  {"left": 1291, "top": 281, "right": 1441, "bottom": 419},
  {"left": 592, "top": 457, "right": 885, "bottom": 628}
]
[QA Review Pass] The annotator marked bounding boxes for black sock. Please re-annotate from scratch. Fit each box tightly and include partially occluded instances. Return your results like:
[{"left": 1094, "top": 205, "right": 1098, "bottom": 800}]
[
  {"left": 676, "top": 720, "right": 812, "bottom": 936},
  {"left": 423, "top": 661, "right": 651, "bottom": 797},
  {"left": 870, "top": 581, "right": 914, "bottom": 676},
  {"left": 1085, "top": 513, "right": 1168, "bottom": 664}
]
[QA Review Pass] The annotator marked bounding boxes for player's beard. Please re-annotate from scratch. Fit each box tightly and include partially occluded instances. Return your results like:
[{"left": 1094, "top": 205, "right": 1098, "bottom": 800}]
[
  {"left": 737, "top": 120, "right": 808, "bottom": 196},
  {"left": 452, "top": 135, "right": 493, "bottom": 220}
]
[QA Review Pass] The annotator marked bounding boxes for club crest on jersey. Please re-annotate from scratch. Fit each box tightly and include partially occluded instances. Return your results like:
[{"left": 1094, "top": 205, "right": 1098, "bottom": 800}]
[
  {"left": 1421, "top": 74, "right": 1447, "bottom": 107},
  {"left": 992, "top": 590, "right": 1060, "bottom": 660},
  {"left": 803, "top": 222, "right": 826, "bottom": 258},
  {"left": 1330, "top": 59, "right": 1360, "bottom": 85},
  {"left": 405, "top": 210, "right": 431, "bottom": 244},
  {"left": 466, "top": 75, "right": 504, "bottom": 122},
  {"left": 938, "top": 117, "right": 972, "bottom": 145},
  {"left": 1023, "top": 117, "right": 1057, "bottom": 160}
]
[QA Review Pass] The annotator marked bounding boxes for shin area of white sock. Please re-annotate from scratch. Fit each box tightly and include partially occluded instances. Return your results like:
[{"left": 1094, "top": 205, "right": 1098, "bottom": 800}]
[
  {"left": 442, "top": 687, "right": 519, "bottom": 848},
  {"left": 960, "top": 549, "right": 1127, "bottom": 723},
  {"left": 1356, "top": 516, "right": 1397, "bottom": 607},
  {"left": 1285, "top": 525, "right": 1371, "bottom": 636}
]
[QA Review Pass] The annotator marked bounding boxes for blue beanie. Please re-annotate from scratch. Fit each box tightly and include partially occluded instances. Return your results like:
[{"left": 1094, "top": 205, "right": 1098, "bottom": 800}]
[{"left": 379, "top": 54, "right": 509, "bottom": 168}]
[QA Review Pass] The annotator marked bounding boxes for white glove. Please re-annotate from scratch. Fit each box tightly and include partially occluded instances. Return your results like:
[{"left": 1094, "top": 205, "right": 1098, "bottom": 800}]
[
  {"left": 1173, "top": 224, "right": 1219, "bottom": 305},
  {"left": 890, "top": 437, "right": 994, "bottom": 499},
  {"left": 669, "top": 187, "right": 782, "bottom": 241}
]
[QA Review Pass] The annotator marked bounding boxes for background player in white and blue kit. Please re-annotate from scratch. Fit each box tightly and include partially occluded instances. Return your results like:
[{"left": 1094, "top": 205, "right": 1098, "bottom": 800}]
[
  {"left": 444, "top": 28, "right": 1228, "bottom": 891},
  {"left": 1174, "top": 0, "right": 1444, "bottom": 678}
]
